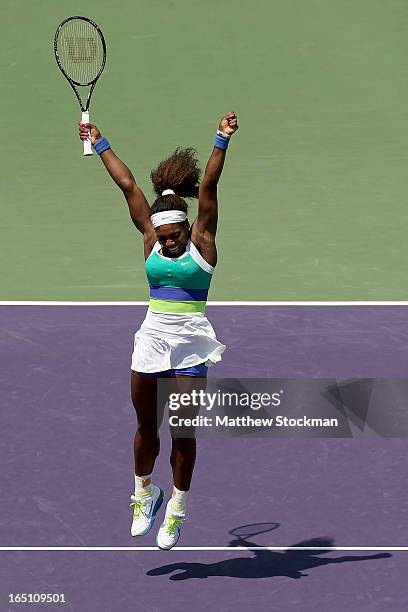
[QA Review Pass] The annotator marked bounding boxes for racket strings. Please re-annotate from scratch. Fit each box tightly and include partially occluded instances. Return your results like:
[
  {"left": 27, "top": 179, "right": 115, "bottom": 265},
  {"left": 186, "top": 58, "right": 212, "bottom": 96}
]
[{"left": 56, "top": 18, "right": 104, "bottom": 85}]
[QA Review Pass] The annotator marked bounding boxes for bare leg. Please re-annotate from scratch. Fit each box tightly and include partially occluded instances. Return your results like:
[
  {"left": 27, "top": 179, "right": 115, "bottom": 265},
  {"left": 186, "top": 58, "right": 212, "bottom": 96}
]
[
  {"left": 171, "top": 438, "right": 197, "bottom": 491},
  {"left": 169, "top": 375, "right": 206, "bottom": 491},
  {"left": 131, "top": 372, "right": 164, "bottom": 476}
]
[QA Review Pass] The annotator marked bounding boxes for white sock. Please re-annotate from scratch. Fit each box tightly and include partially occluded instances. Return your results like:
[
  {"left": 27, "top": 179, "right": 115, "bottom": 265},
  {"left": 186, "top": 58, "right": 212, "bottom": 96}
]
[
  {"left": 134, "top": 473, "right": 152, "bottom": 497},
  {"left": 169, "top": 485, "right": 188, "bottom": 514}
]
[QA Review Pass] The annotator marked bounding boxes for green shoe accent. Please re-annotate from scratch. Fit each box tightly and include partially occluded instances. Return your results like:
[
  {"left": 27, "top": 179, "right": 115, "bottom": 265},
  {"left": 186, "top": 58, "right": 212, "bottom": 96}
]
[
  {"left": 130, "top": 500, "right": 143, "bottom": 518},
  {"left": 166, "top": 516, "right": 184, "bottom": 535}
]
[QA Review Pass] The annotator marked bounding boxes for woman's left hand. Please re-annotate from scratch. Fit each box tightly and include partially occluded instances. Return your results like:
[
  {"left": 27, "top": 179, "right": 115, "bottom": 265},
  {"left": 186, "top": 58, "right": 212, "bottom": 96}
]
[{"left": 218, "top": 111, "right": 239, "bottom": 137}]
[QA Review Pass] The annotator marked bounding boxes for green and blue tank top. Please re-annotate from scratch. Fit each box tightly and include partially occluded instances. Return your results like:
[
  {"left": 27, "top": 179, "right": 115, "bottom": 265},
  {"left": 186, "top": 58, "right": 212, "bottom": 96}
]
[{"left": 145, "top": 240, "right": 214, "bottom": 314}]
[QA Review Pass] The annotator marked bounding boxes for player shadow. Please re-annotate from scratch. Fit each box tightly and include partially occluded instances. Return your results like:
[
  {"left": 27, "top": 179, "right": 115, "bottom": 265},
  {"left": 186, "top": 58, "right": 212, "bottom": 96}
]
[{"left": 147, "top": 526, "right": 391, "bottom": 581}]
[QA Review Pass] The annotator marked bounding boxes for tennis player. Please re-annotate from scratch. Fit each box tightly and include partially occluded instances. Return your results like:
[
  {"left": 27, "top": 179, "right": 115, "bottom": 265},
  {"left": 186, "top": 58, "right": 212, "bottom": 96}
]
[{"left": 79, "top": 112, "right": 238, "bottom": 549}]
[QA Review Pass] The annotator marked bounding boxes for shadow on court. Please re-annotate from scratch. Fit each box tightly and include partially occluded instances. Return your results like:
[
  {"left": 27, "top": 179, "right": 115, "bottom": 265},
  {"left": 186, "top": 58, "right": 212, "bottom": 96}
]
[{"left": 147, "top": 531, "right": 391, "bottom": 581}]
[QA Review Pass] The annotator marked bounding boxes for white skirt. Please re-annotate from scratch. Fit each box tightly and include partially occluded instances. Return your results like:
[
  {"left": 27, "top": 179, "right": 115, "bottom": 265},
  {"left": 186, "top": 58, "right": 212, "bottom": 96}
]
[{"left": 131, "top": 309, "right": 226, "bottom": 373}]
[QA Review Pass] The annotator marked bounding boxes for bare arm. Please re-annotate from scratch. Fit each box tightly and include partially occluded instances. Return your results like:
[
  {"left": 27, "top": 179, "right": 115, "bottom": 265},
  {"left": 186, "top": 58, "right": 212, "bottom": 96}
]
[
  {"left": 79, "top": 123, "right": 154, "bottom": 238},
  {"left": 193, "top": 112, "right": 238, "bottom": 247}
]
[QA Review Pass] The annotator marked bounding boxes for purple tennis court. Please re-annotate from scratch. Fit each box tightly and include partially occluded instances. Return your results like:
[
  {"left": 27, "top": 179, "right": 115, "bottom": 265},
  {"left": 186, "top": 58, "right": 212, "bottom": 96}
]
[{"left": 1, "top": 305, "right": 407, "bottom": 611}]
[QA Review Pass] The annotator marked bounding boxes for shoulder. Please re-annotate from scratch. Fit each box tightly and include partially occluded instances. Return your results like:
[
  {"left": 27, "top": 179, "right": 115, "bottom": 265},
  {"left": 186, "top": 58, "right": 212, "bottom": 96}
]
[
  {"left": 190, "top": 220, "right": 215, "bottom": 246},
  {"left": 190, "top": 222, "right": 217, "bottom": 268},
  {"left": 144, "top": 229, "right": 157, "bottom": 260}
]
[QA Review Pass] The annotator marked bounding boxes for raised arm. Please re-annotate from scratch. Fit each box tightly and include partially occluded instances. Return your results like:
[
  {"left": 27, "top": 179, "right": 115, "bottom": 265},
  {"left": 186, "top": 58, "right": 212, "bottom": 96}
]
[
  {"left": 79, "top": 123, "right": 154, "bottom": 237},
  {"left": 195, "top": 112, "right": 238, "bottom": 241}
]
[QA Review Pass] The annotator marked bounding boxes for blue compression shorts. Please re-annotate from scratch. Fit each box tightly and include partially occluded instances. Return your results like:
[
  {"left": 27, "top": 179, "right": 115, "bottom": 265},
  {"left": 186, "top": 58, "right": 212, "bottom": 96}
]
[{"left": 136, "top": 362, "right": 208, "bottom": 377}]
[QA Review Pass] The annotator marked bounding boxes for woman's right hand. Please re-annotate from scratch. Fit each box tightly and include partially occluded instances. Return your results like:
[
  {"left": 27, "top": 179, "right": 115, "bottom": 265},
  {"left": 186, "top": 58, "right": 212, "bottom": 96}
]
[
  {"left": 79, "top": 122, "right": 102, "bottom": 145},
  {"left": 218, "top": 111, "right": 238, "bottom": 137}
]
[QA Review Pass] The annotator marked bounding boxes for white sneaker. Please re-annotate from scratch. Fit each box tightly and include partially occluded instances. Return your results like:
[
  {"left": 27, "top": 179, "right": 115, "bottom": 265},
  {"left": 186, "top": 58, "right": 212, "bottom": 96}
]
[
  {"left": 130, "top": 485, "right": 164, "bottom": 537},
  {"left": 156, "top": 502, "right": 185, "bottom": 550}
]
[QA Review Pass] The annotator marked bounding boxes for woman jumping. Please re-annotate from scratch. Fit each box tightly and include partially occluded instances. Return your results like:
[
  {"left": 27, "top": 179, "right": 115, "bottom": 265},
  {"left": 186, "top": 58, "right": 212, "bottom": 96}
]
[{"left": 79, "top": 111, "right": 238, "bottom": 549}]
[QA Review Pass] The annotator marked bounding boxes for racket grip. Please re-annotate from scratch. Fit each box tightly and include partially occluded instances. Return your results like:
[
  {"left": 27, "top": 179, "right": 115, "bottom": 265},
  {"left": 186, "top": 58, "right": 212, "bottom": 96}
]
[{"left": 81, "top": 111, "right": 93, "bottom": 157}]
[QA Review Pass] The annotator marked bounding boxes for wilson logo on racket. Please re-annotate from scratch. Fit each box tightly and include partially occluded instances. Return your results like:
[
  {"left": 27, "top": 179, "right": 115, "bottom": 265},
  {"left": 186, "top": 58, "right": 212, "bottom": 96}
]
[
  {"left": 54, "top": 16, "right": 106, "bottom": 157},
  {"left": 65, "top": 37, "right": 97, "bottom": 63}
]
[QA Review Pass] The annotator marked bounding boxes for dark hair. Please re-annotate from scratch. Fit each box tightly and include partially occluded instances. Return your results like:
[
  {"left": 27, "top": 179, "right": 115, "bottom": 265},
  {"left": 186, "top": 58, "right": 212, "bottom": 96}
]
[{"left": 150, "top": 147, "right": 201, "bottom": 216}]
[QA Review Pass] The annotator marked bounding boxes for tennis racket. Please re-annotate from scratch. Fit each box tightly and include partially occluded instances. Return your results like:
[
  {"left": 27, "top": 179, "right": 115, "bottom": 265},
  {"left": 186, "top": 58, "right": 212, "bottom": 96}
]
[{"left": 54, "top": 16, "right": 106, "bottom": 156}]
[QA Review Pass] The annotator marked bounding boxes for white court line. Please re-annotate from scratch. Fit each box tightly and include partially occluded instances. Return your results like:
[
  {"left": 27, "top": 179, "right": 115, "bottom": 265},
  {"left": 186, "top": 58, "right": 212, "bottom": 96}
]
[
  {"left": 0, "top": 546, "right": 406, "bottom": 552},
  {"left": 1, "top": 301, "right": 408, "bottom": 306}
]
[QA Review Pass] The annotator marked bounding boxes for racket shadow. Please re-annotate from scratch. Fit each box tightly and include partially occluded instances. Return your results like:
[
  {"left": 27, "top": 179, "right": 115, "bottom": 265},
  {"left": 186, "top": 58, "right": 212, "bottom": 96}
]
[{"left": 147, "top": 531, "right": 391, "bottom": 581}]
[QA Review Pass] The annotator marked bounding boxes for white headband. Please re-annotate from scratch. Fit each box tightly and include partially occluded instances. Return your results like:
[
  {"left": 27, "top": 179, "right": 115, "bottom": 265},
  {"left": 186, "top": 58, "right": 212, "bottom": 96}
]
[
  {"left": 162, "top": 189, "right": 175, "bottom": 196},
  {"left": 151, "top": 210, "right": 187, "bottom": 228}
]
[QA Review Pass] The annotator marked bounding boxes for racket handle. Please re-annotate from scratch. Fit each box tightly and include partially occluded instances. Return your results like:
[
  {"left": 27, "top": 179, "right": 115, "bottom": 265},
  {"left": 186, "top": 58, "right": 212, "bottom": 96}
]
[{"left": 81, "top": 111, "right": 93, "bottom": 157}]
